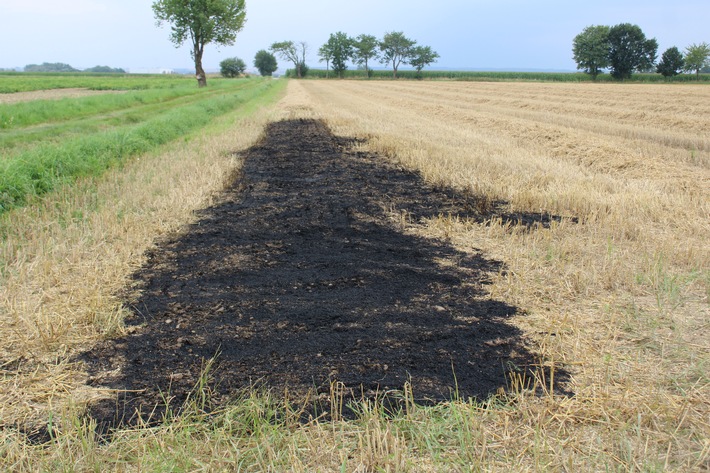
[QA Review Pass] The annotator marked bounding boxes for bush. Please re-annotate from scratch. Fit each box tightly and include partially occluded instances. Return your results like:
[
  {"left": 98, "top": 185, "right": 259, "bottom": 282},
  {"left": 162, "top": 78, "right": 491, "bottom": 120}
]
[
  {"left": 285, "top": 63, "right": 310, "bottom": 78},
  {"left": 253, "top": 50, "right": 278, "bottom": 77},
  {"left": 220, "top": 57, "right": 246, "bottom": 78}
]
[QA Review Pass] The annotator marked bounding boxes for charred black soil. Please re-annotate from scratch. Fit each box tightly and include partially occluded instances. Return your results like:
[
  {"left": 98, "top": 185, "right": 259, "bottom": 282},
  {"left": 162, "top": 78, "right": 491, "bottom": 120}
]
[{"left": 81, "top": 119, "right": 566, "bottom": 428}]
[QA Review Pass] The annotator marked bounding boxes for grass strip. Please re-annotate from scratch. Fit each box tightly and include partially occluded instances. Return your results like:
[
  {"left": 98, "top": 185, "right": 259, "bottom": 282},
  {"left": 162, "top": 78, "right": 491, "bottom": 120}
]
[
  {"left": 0, "top": 84, "right": 206, "bottom": 129},
  {"left": 0, "top": 79, "right": 277, "bottom": 213},
  {"left": 0, "top": 72, "right": 194, "bottom": 93},
  {"left": 299, "top": 69, "right": 710, "bottom": 82},
  {"left": 0, "top": 80, "right": 255, "bottom": 155}
]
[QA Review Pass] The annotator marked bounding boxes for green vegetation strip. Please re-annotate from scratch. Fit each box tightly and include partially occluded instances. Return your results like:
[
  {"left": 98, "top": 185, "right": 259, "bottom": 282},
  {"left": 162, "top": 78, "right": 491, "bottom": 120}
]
[
  {"left": 0, "top": 72, "right": 194, "bottom": 93},
  {"left": 298, "top": 69, "right": 710, "bottom": 82},
  {"left": 0, "top": 84, "right": 208, "bottom": 129},
  {"left": 0, "top": 79, "right": 281, "bottom": 213},
  {"left": 0, "top": 81, "right": 256, "bottom": 155}
]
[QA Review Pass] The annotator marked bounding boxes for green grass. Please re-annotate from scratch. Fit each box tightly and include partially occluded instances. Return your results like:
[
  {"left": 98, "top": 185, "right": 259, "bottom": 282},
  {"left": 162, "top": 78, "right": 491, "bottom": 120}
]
[
  {"left": 0, "top": 71, "right": 194, "bottom": 93},
  {"left": 0, "top": 83, "right": 206, "bottom": 129},
  {"left": 0, "top": 78, "right": 281, "bottom": 213},
  {"left": 0, "top": 80, "right": 256, "bottom": 155},
  {"left": 0, "top": 367, "right": 505, "bottom": 472},
  {"left": 295, "top": 68, "right": 710, "bottom": 82}
]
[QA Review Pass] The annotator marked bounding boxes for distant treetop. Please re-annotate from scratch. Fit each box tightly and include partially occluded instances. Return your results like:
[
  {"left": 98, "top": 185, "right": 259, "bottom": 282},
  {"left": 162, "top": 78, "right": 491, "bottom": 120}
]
[
  {"left": 24, "top": 62, "right": 78, "bottom": 73},
  {"left": 84, "top": 65, "right": 126, "bottom": 73}
]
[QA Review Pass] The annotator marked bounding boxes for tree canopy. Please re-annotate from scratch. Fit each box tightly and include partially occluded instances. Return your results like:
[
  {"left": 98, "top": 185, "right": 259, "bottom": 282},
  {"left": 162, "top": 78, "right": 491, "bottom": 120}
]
[
  {"left": 607, "top": 23, "right": 657, "bottom": 80},
  {"left": 84, "top": 65, "right": 126, "bottom": 73},
  {"left": 353, "top": 34, "right": 379, "bottom": 77},
  {"left": 325, "top": 32, "right": 354, "bottom": 78},
  {"left": 684, "top": 42, "right": 710, "bottom": 78},
  {"left": 379, "top": 32, "right": 417, "bottom": 78},
  {"left": 271, "top": 41, "right": 308, "bottom": 78},
  {"left": 572, "top": 25, "right": 610, "bottom": 80},
  {"left": 409, "top": 45, "right": 440, "bottom": 77},
  {"left": 317, "top": 42, "right": 334, "bottom": 78},
  {"left": 656, "top": 47, "right": 684, "bottom": 78},
  {"left": 152, "top": 0, "right": 246, "bottom": 87},
  {"left": 24, "top": 62, "right": 78, "bottom": 72},
  {"left": 254, "top": 50, "right": 278, "bottom": 77},
  {"left": 220, "top": 57, "right": 246, "bottom": 78}
]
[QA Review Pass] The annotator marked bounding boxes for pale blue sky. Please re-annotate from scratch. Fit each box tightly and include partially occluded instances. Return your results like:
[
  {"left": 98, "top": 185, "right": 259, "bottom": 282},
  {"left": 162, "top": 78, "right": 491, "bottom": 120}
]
[{"left": 1, "top": 0, "right": 707, "bottom": 72}]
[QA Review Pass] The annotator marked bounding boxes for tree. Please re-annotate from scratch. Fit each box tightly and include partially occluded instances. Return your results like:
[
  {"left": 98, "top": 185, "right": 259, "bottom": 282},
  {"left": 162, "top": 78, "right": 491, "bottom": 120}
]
[
  {"left": 353, "top": 34, "right": 379, "bottom": 78},
  {"left": 607, "top": 23, "right": 657, "bottom": 80},
  {"left": 24, "top": 62, "right": 78, "bottom": 72},
  {"left": 572, "top": 25, "right": 610, "bottom": 80},
  {"left": 656, "top": 47, "right": 684, "bottom": 78},
  {"left": 684, "top": 42, "right": 710, "bottom": 79},
  {"left": 317, "top": 42, "right": 334, "bottom": 78},
  {"left": 409, "top": 45, "right": 439, "bottom": 78},
  {"left": 379, "top": 31, "right": 416, "bottom": 78},
  {"left": 84, "top": 65, "right": 126, "bottom": 73},
  {"left": 325, "top": 32, "right": 354, "bottom": 78},
  {"left": 254, "top": 50, "right": 278, "bottom": 77},
  {"left": 271, "top": 41, "right": 308, "bottom": 78},
  {"left": 152, "top": 0, "right": 246, "bottom": 88},
  {"left": 220, "top": 57, "right": 246, "bottom": 77}
]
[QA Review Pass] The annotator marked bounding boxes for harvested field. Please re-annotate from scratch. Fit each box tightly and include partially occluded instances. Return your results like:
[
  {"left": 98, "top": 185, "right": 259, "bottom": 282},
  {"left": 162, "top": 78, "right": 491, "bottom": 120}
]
[
  {"left": 287, "top": 80, "right": 709, "bottom": 469},
  {"left": 81, "top": 118, "right": 573, "bottom": 429},
  {"left": 1, "top": 79, "right": 708, "bottom": 471}
]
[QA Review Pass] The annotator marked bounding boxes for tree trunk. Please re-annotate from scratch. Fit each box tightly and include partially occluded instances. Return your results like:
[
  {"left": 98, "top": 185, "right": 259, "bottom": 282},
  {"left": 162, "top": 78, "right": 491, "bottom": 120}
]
[{"left": 194, "top": 47, "right": 207, "bottom": 87}]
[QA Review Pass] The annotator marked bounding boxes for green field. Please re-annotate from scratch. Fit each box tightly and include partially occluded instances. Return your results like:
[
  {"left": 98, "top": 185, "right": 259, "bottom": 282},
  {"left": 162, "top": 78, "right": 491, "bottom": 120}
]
[
  {"left": 0, "top": 74, "right": 282, "bottom": 213},
  {"left": 293, "top": 68, "right": 710, "bottom": 82},
  {"left": 0, "top": 71, "right": 193, "bottom": 93}
]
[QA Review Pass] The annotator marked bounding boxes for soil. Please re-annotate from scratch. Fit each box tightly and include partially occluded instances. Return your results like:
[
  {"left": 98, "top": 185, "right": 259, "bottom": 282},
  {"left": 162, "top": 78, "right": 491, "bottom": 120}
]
[
  {"left": 81, "top": 118, "right": 565, "bottom": 428},
  {"left": 0, "top": 88, "right": 125, "bottom": 105}
]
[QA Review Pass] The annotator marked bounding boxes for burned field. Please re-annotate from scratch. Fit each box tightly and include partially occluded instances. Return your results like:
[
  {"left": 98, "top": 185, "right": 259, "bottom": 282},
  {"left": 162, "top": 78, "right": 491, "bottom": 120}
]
[{"left": 81, "top": 118, "right": 561, "bottom": 427}]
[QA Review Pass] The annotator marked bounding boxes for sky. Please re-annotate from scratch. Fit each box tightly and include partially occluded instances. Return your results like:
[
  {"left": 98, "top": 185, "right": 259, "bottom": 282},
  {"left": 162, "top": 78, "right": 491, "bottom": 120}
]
[{"left": 1, "top": 0, "right": 708, "bottom": 73}]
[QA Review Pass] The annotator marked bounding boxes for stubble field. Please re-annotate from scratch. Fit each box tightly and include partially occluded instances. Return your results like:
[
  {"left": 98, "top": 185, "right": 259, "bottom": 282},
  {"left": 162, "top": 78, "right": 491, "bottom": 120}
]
[
  {"left": 1, "top": 78, "right": 708, "bottom": 471},
  {"left": 288, "top": 79, "right": 710, "bottom": 467}
]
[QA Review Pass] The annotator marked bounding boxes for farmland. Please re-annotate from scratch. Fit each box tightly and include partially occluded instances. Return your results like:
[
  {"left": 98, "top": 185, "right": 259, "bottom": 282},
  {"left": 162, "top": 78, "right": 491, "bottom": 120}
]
[
  {"left": 1, "top": 77, "right": 708, "bottom": 471},
  {"left": 0, "top": 72, "right": 193, "bottom": 93},
  {"left": 297, "top": 68, "right": 710, "bottom": 82},
  {"left": 0, "top": 74, "right": 284, "bottom": 212}
]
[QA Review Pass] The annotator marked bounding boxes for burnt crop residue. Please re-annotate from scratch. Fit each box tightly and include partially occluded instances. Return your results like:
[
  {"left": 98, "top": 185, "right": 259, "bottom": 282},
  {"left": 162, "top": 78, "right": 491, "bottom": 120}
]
[{"left": 81, "top": 119, "right": 567, "bottom": 429}]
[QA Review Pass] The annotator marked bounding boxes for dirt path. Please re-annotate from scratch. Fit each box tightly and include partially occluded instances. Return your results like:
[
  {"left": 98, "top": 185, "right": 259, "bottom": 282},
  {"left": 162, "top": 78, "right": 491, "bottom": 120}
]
[
  {"left": 81, "top": 119, "right": 552, "bottom": 426},
  {"left": 0, "top": 88, "right": 125, "bottom": 104}
]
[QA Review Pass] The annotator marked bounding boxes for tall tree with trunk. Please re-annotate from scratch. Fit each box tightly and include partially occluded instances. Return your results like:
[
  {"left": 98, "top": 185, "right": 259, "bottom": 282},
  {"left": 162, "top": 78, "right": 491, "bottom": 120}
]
[
  {"left": 353, "top": 34, "right": 379, "bottom": 78},
  {"left": 318, "top": 42, "right": 334, "bottom": 78},
  {"left": 607, "top": 23, "right": 657, "bottom": 80},
  {"left": 325, "top": 32, "right": 354, "bottom": 78},
  {"left": 684, "top": 42, "right": 710, "bottom": 79},
  {"left": 271, "top": 41, "right": 309, "bottom": 78},
  {"left": 152, "top": 0, "right": 246, "bottom": 87},
  {"left": 379, "top": 31, "right": 416, "bottom": 78},
  {"left": 656, "top": 47, "right": 684, "bottom": 78},
  {"left": 409, "top": 45, "right": 439, "bottom": 78},
  {"left": 572, "top": 25, "right": 610, "bottom": 80}
]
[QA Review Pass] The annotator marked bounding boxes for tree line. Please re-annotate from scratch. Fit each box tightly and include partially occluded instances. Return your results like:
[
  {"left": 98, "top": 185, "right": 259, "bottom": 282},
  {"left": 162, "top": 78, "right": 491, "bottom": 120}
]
[
  {"left": 151, "top": 0, "right": 710, "bottom": 87},
  {"left": 573, "top": 23, "right": 709, "bottom": 80},
  {"left": 273, "top": 32, "right": 438, "bottom": 79},
  {"left": 21, "top": 63, "right": 126, "bottom": 73},
  {"left": 221, "top": 32, "right": 439, "bottom": 80}
]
